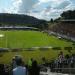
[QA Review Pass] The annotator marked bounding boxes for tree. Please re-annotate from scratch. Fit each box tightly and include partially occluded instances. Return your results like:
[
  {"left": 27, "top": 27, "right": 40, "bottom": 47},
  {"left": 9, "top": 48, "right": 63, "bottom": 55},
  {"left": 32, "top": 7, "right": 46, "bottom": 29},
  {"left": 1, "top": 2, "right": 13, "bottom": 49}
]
[
  {"left": 50, "top": 18, "right": 54, "bottom": 23},
  {"left": 61, "top": 10, "right": 75, "bottom": 19}
]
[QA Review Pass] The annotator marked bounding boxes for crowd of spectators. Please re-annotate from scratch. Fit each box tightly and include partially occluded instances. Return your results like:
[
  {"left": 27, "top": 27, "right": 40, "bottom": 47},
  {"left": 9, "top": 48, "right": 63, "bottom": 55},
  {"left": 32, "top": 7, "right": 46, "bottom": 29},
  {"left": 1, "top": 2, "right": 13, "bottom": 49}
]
[
  {"left": 50, "top": 51, "right": 75, "bottom": 73},
  {"left": 0, "top": 51, "right": 75, "bottom": 75},
  {"left": 0, "top": 55, "right": 40, "bottom": 75}
]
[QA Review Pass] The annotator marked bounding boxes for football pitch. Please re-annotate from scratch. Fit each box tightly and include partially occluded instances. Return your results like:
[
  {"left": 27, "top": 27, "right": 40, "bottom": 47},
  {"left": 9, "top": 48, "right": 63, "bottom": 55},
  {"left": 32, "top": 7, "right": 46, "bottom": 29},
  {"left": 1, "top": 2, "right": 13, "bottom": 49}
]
[
  {"left": 0, "top": 30, "right": 73, "bottom": 48},
  {"left": 0, "top": 30, "right": 74, "bottom": 64}
]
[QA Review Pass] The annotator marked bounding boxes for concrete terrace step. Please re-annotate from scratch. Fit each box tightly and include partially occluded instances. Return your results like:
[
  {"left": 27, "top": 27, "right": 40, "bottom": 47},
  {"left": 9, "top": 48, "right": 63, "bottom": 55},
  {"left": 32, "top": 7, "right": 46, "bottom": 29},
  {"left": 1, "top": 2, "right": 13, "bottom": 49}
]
[
  {"left": 40, "top": 72, "right": 69, "bottom": 75},
  {"left": 40, "top": 67, "right": 69, "bottom": 75}
]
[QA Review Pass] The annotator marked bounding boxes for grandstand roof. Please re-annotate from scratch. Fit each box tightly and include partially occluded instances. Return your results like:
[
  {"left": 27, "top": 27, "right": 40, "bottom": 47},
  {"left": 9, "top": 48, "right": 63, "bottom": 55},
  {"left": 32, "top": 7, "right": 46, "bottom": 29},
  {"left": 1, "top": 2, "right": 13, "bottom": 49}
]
[
  {"left": 61, "top": 19, "right": 75, "bottom": 22},
  {"left": 0, "top": 26, "right": 39, "bottom": 30}
]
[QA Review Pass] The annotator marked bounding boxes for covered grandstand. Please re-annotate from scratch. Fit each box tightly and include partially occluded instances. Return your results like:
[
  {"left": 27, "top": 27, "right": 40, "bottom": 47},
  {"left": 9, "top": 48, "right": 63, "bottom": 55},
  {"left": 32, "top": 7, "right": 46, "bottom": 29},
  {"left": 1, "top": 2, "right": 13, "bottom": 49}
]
[
  {"left": 51, "top": 20, "right": 75, "bottom": 37},
  {"left": 49, "top": 19, "right": 75, "bottom": 41},
  {"left": 0, "top": 26, "right": 39, "bottom": 31}
]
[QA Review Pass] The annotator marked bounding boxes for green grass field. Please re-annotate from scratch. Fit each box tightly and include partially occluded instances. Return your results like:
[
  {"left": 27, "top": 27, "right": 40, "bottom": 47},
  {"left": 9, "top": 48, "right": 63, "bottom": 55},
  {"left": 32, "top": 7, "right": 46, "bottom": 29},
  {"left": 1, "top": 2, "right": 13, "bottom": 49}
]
[
  {"left": 0, "top": 30, "right": 74, "bottom": 64},
  {"left": 0, "top": 30, "right": 73, "bottom": 48}
]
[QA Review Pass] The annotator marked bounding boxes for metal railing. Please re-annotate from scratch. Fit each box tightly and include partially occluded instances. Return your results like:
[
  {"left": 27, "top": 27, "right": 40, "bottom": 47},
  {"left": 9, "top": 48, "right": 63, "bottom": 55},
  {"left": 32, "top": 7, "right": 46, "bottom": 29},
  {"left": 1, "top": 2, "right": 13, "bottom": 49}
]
[{"left": 53, "top": 68, "right": 75, "bottom": 75}]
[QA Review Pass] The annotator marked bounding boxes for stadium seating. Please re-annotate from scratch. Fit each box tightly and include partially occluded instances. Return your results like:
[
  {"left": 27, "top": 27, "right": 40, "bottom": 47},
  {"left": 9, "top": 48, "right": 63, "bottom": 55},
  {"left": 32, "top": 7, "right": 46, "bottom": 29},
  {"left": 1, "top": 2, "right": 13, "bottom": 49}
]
[{"left": 51, "top": 21, "right": 75, "bottom": 38}]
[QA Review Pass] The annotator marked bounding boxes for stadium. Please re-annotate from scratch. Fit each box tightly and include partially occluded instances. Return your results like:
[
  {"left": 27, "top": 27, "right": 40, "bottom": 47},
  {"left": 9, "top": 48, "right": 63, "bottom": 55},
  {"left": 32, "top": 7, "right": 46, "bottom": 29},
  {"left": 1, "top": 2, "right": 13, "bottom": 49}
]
[
  {"left": 0, "top": 23, "right": 75, "bottom": 75},
  {"left": 0, "top": 1, "right": 75, "bottom": 75}
]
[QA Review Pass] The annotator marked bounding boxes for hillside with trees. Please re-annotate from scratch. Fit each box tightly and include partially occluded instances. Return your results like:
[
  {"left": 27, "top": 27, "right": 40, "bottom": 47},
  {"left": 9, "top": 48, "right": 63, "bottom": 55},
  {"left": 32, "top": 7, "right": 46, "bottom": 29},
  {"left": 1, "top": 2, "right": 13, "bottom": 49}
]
[
  {"left": 0, "top": 13, "right": 48, "bottom": 30},
  {"left": 61, "top": 10, "right": 75, "bottom": 19}
]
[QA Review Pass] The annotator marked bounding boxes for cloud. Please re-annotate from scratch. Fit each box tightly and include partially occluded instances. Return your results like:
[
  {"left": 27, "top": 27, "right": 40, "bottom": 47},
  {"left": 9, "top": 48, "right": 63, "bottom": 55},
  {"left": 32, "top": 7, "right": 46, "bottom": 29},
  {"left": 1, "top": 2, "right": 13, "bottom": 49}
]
[
  {"left": 11, "top": 0, "right": 22, "bottom": 13},
  {"left": 38, "top": 0, "right": 50, "bottom": 3},
  {"left": 65, "top": 1, "right": 75, "bottom": 10},
  {"left": 54, "top": 0, "right": 71, "bottom": 9},
  {"left": 1, "top": 0, "right": 22, "bottom": 13},
  {"left": 18, "top": 0, "right": 38, "bottom": 14},
  {"left": 0, "top": 0, "right": 75, "bottom": 20},
  {"left": 27, "top": 0, "right": 72, "bottom": 20},
  {"left": 27, "top": 8, "right": 62, "bottom": 21},
  {"left": 70, "top": 0, "right": 75, "bottom": 4}
]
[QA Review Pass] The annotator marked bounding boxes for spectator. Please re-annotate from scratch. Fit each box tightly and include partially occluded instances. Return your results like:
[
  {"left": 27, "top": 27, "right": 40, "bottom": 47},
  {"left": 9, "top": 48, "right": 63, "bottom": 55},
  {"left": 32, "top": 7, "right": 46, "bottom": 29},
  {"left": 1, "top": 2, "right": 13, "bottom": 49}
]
[
  {"left": 70, "top": 54, "right": 75, "bottom": 68},
  {"left": 11, "top": 55, "right": 23, "bottom": 69},
  {"left": 15, "top": 55, "right": 22, "bottom": 62},
  {"left": 12, "top": 58, "right": 27, "bottom": 75},
  {"left": 4, "top": 64, "right": 10, "bottom": 75},
  {"left": 11, "top": 57, "right": 17, "bottom": 69},
  {"left": 0, "top": 64, "right": 5, "bottom": 75},
  {"left": 57, "top": 51, "right": 65, "bottom": 72},
  {"left": 58, "top": 51, "right": 64, "bottom": 63},
  {"left": 64, "top": 54, "right": 70, "bottom": 68},
  {"left": 28, "top": 58, "right": 33, "bottom": 67},
  {"left": 50, "top": 60, "right": 56, "bottom": 72},
  {"left": 28, "top": 58, "right": 33, "bottom": 75},
  {"left": 42, "top": 57, "right": 47, "bottom": 66},
  {"left": 31, "top": 60, "right": 40, "bottom": 75}
]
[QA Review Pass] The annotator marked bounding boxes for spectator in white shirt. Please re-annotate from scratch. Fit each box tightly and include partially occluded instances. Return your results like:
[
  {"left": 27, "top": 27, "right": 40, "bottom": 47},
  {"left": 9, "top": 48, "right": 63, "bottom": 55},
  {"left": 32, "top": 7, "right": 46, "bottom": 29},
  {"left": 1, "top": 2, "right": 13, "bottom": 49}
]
[{"left": 12, "top": 58, "right": 27, "bottom": 75}]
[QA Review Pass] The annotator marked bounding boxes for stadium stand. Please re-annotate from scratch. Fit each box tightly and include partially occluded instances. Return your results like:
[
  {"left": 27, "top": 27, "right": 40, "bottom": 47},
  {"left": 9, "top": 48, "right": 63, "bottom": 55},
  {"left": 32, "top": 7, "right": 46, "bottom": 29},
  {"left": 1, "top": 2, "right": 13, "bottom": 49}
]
[
  {"left": 0, "top": 26, "right": 39, "bottom": 31},
  {"left": 51, "top": 21, "right": 75, "bottom": 38}
]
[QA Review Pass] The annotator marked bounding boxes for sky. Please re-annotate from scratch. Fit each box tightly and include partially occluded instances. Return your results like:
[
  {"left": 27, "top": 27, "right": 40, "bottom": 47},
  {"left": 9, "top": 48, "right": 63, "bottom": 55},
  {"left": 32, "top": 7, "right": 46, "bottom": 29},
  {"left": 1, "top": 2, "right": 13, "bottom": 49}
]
[{"left": 0, "top": 0, "right": 75, "bottom": 21}]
